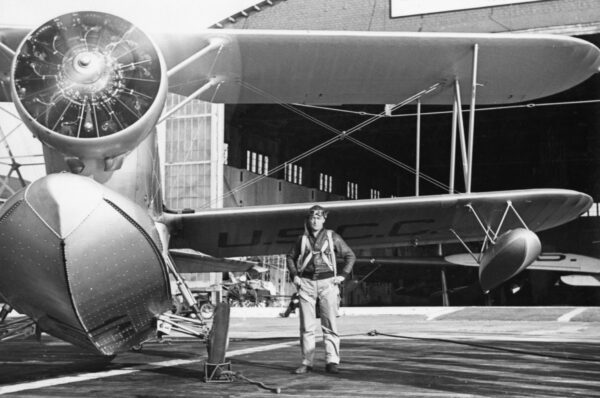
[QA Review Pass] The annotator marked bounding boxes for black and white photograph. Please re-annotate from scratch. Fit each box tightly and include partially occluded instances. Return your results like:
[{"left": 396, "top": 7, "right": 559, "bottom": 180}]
[{"left": 1, "top": 0, "right": 600, "bottom": 396}]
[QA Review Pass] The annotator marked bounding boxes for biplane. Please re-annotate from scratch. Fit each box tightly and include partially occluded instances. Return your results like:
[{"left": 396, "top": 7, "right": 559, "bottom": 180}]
[{"left": 0, "top": 8, "right": 598, "bottom": 356}]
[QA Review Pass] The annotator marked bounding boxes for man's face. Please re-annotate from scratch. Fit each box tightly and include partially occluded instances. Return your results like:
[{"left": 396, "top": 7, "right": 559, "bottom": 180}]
[{"left": 308, "top": 214, "right": 325, "bottom": 233}]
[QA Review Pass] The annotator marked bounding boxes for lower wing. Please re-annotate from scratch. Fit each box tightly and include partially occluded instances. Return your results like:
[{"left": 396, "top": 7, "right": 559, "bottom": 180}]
[{"left": 165, "top": 188, "right": 591, "bottom": 258}]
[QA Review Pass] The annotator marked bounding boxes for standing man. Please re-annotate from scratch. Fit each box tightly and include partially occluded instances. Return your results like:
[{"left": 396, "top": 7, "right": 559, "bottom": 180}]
[{"left": 286, "top": 205, "right": 355, "bottom": 374}]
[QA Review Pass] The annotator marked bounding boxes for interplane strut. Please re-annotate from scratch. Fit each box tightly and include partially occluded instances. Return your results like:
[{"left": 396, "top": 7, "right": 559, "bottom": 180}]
[{"left": 450, "top": 200, "right": 531, "bottom": 264}]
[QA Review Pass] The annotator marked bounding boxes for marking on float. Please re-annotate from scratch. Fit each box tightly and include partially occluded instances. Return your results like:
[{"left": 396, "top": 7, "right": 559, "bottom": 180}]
[
  {"left": 0, "top": 341, "right": 298, "bottom": 395},
  {"left": 557, "top": 307, "right": 587, "bottom": 322}
]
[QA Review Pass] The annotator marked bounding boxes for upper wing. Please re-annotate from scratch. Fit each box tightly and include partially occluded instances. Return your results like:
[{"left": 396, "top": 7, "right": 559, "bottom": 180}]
[
  {"left": 156, "top": 30, "right": 600, "bottom": 105},
  {"left": 156, "top": 30, "right": 600, "bottom": 104},
  {"left": 2, "top": 27, "right": 599, "bottom": 104},
  {"left": 166, "top": 189, "right": 591, "bottom": 258}
]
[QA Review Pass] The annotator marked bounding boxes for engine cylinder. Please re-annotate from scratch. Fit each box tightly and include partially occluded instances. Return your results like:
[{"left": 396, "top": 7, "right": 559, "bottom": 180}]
[{"left": 11, "top": 11, "right": 167, "bottom": 160}]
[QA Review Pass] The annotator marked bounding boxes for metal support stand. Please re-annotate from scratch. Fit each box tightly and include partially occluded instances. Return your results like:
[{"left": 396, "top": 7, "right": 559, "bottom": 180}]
[{"left": 204, "top": 361, "right": 234, "bottom": 383}]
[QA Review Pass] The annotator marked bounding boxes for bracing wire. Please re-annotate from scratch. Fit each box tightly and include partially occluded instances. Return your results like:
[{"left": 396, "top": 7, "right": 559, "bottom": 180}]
[
  {"left": 199, "top": 81, "right": 447, "bottom": 208},
  {"left": 294, "top": 98, "right": 600, "bottom": 118}
]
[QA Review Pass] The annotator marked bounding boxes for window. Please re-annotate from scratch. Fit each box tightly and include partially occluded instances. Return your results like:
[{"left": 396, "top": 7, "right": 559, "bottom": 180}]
[
  {"left": 246, "top": 150, "right": 269, "bottom": 175},
  {"left": 346, "top": 181, "right": 358, "bottom": 199},
  {"left": 257, "top": 153, "right": 263, "bottom": 175},
  {"left": 319, "top": 173, "right": 333, "bottom": 193},
  {"left": 285, "top": 163, "right": 303, "bottom": 184},
  {"left": 370, "top": 189, "right": 380, "bottom": 199}
]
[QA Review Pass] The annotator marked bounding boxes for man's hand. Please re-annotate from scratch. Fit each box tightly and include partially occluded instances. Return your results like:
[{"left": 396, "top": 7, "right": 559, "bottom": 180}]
[
  {"left": 293, "top": 275, "right": 302, "bottom": 289},
  {"left": 333, "top": 276, "right": 345, "bottom": 284}
]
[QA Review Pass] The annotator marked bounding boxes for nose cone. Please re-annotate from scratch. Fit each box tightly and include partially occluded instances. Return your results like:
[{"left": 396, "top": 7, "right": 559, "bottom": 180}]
[
  {"left": 0, "top": 172, "right": 170, "bottom": 354},
  {"left": 71, "top": 51, "right": 107, "bottom": 84},
  {"left": 25, "top": 173, "right": 103, "bottom": 239}
]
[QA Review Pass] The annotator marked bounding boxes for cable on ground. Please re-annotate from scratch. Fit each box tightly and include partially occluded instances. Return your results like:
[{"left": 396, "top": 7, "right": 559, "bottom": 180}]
[
  {"left": 367, "top": 329, "right": 600, "bottom": 363},
  {"left": 221, "top": 370, "right": 282, "bottom": 394}
]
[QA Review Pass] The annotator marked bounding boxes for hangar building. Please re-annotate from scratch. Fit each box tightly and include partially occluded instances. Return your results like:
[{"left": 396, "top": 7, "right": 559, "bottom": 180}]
[{"left": 156, "top": 0, "right": 600, "bottom": 306}]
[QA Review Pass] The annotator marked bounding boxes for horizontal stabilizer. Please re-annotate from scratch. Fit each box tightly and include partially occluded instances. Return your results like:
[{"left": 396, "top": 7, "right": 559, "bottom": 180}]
[
  {"left": 355, "top": 252, "right": 600, "bottom": 275},
  {"left": 169, "top": 249, "right": 257, "bottom": 273},
  {"left": 445, "top": 252, "right": 600, "bottom": 274},
  {"left": 561, "top": 275, "right": 600, "bottom": 287}
]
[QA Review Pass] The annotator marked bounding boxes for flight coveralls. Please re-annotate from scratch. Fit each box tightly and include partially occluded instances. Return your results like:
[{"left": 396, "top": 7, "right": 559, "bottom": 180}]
[{"left": 286, "top": 229, "right": 355, "bottom": 367}]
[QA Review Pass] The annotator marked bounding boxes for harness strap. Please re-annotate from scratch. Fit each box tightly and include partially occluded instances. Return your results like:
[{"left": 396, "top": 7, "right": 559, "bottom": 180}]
[
  {"left": 298, "top": 230, "right": 337, "bottom": 275},
  {"left": 327, "top": 230, "right": 337, "bottom": 277},
  {"left": 298, "top": 235, "right": 313, "bottom": 274}
]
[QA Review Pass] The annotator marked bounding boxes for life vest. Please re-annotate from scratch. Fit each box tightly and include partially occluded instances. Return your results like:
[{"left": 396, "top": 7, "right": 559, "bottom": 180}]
[{"left": 298, "top": 229, "right": 337, "bottom": 276}]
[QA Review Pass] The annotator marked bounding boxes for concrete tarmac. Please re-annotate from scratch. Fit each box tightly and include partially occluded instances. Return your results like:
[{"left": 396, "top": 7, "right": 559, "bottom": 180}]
[{"left": 2, "top": 307, "right": 600, "bottom": 397}]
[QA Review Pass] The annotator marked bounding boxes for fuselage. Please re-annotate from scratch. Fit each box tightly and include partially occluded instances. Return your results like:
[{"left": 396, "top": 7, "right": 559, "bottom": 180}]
[{"left": 0, "top": 11, "right": 173, "bottom": 355}]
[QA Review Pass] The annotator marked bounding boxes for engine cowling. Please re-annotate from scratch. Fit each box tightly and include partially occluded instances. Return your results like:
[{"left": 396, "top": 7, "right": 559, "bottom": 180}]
[
  {"left": 10, "top": 11, "right": 167, "bottom": 166},
  {"left": 479, "top": 228, "right": 541, "bottom": 292}
]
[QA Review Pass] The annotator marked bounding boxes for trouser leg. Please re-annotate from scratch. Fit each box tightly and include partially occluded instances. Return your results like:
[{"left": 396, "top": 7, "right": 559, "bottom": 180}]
[
  {"left": 318, "top": 278, "right": 340, "bottom": 364},
  {"left": 298, "top": 279, "right": 317, "bottom": 366}
]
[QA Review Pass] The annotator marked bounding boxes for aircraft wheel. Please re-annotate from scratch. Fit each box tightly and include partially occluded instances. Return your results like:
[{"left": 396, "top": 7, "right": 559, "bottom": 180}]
[{"left": 171, "top": 297, "right": 183, "bottom": 315}]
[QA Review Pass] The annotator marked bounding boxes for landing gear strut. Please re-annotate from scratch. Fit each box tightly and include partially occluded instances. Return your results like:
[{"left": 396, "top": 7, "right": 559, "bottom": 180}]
[
  {"left": 0, "top": 304, "right": 37, "bottom": 342},
  {"left": 152, "top": 251, "right": 233, "bottom": 383},
  {"left": 205, "top": 302, "right": 232, "bottom": 382},
  {"left": 151, "top": 223, "right": 232, "bottom": 381}
]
